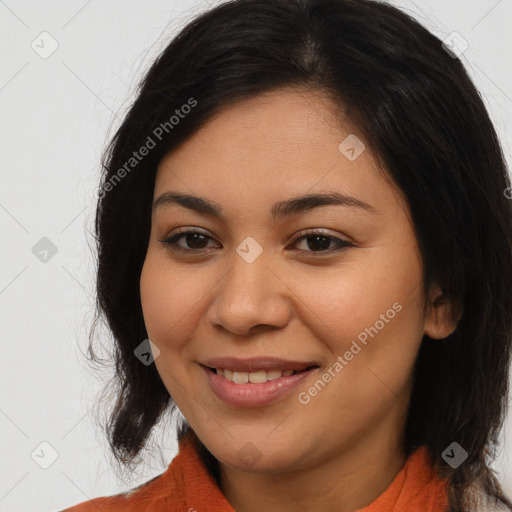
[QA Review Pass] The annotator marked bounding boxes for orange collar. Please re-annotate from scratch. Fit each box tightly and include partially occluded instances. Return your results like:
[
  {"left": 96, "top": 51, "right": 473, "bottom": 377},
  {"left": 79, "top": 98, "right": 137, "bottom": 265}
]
[
  {"left": 65, "top": 431, "right": 449, "bottom": 511},
  {"left": 164, "top": 432, "right": 449, "bottom": 511}
]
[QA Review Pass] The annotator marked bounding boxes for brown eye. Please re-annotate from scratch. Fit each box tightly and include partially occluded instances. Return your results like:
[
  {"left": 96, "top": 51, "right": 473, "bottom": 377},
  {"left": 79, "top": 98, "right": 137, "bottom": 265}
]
[
  {"left": 158, "top": 229, "right": 218, "bottom": 252},
  {"left": 290, "top": 229, "right": 353, "bottom": 254}
]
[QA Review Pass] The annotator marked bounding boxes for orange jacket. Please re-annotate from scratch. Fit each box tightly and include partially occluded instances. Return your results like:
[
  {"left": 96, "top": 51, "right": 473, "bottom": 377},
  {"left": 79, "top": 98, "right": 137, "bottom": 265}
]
[{"left": 62, "top": 432, "right": 449, "bottom": 511}]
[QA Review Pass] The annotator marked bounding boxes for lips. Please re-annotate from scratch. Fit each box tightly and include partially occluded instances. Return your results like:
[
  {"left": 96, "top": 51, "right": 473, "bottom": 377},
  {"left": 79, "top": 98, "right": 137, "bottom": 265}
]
[
  {"left": 201, "top": 363, "right": 321, "bottom": 407},
  {"left": 199, "top": 356, "right": 321, "bottom": 407}
]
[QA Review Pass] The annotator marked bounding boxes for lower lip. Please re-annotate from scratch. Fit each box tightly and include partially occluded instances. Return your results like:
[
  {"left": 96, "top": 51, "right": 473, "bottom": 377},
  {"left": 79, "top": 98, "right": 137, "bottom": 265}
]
[{"left": 201, "top": 365, "right": 319, "bottom": 407}]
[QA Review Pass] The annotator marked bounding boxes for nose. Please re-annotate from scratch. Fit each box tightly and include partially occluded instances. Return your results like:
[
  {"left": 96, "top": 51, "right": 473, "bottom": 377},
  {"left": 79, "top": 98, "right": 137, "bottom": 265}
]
[{"left": 206, "top": 250, "right": 292, "bottom": 336}]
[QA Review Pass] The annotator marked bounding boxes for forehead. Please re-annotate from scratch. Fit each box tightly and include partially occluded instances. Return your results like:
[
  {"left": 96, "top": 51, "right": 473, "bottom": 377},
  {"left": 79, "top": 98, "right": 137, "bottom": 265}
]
[{"left": 154, "top": 88, "right": 407, "bottom": 220}]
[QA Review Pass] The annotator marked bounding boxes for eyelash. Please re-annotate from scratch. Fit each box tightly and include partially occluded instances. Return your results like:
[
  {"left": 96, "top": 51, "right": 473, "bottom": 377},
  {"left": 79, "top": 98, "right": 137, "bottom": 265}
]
[{"left": 157, "top": 228, "right": 353, "bottom": 255}]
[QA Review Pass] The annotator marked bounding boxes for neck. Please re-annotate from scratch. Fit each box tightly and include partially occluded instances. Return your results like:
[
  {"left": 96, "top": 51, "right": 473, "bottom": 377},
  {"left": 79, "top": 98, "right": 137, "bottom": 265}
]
[{"left": 218, "top": 422, "right": 407, "bottom": 512}]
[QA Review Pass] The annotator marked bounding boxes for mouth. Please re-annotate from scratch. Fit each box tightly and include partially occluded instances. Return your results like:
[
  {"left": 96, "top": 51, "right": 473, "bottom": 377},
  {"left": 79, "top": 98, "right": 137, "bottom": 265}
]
[{"left": 199, "top": 360, "right": 322, "bottom": 407}]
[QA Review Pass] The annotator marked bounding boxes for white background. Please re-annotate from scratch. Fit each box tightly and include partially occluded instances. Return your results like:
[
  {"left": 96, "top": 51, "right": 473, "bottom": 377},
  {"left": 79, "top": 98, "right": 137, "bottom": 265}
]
[{"left": 0, "top": 1, "right": 511, "bottom": 511}]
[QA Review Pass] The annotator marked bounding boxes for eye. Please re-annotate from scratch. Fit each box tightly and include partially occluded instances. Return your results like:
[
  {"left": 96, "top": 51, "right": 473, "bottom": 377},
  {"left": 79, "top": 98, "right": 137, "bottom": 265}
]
[
  {"left": 158, "top": 228, "right": 217, "bottom": 252},
  {"left": 157, "top": 227, "right": 353, "bottom": 254},
  {"left": 292, "top": 228, "right": 353, "bottom": 253}
]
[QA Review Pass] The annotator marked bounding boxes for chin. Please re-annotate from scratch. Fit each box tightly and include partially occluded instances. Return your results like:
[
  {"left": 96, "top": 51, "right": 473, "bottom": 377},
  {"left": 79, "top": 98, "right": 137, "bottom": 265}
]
[{"left": 208, "top": 436, "right": 308, "bottom": 473}]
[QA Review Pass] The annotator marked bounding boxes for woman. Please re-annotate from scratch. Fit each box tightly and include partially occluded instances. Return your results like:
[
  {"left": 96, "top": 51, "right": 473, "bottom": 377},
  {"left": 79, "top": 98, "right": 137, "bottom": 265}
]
[{"left": 63, "top": 0, "right": 512, "bottom": 510}]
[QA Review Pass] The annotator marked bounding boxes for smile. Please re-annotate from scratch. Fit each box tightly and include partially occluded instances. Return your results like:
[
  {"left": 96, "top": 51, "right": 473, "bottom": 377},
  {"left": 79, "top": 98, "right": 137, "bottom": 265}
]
[{"left": 200, "top": 364, "right": 321, "bottom": 407}]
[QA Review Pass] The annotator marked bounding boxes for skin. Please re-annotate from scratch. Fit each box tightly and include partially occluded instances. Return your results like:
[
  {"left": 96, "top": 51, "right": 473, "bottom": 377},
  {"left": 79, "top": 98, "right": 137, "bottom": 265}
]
[{"left": 139, "top": 87, "right": 462, "bottom": 512}]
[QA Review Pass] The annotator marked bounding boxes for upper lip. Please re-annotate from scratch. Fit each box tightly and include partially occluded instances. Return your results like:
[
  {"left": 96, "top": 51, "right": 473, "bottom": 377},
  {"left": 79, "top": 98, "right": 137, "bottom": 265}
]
[{"left": 200, "top": 357, "right": 320, "bottom": 372}]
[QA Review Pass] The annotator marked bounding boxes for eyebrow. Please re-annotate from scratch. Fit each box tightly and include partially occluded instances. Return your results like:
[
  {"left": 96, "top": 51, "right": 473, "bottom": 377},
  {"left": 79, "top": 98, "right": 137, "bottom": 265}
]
[{"left": 153, "top": 191, "right": 377, "bottom": 221}]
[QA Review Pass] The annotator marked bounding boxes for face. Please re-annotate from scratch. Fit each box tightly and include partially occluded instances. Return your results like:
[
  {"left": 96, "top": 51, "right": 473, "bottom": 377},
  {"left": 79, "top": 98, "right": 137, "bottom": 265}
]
[{"left": 140, "top": 88, "right": 457, "bottom": 474}]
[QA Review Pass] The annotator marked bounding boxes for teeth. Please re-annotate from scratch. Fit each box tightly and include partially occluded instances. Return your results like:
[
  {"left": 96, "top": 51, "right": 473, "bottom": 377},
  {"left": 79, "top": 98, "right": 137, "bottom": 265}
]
[
  {"left": 215, "top": 367, "right": 297, "bottom": 383},
  {"left": 233, "top": 371, "right": 249, "bottom": 383},
  {"left": 248, "top": 371, "right": 267, "bottom": 383},
  {"left": 268, "top": 369, "right": 287, "bottom": 380}
]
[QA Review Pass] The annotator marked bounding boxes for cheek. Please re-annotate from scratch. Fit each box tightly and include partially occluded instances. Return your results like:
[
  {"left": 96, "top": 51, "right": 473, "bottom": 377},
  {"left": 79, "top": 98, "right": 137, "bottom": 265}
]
[
  {"left": 139, "top": 255, "right": 216, "bottom": 351},
  {"left": 139, "top": 256, "right": 208, "bottom": 395},
  {"left": 140, "top": 258, "right": 167, "bottom": 341},
  {"left": 294, "top": 273, "right": 423, "bottom": 435},
  {"left": 294, "top": 264, "right": 406, "bottom": 346},
  {"left": 294, "top": 252, "right": 425, "bottom": 379}
]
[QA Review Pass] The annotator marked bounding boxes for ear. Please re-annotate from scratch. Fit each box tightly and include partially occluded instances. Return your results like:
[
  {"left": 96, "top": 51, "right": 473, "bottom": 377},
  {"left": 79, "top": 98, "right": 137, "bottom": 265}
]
[{"left": 423, "top": 281, "right": 464, "bottom": 340}]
